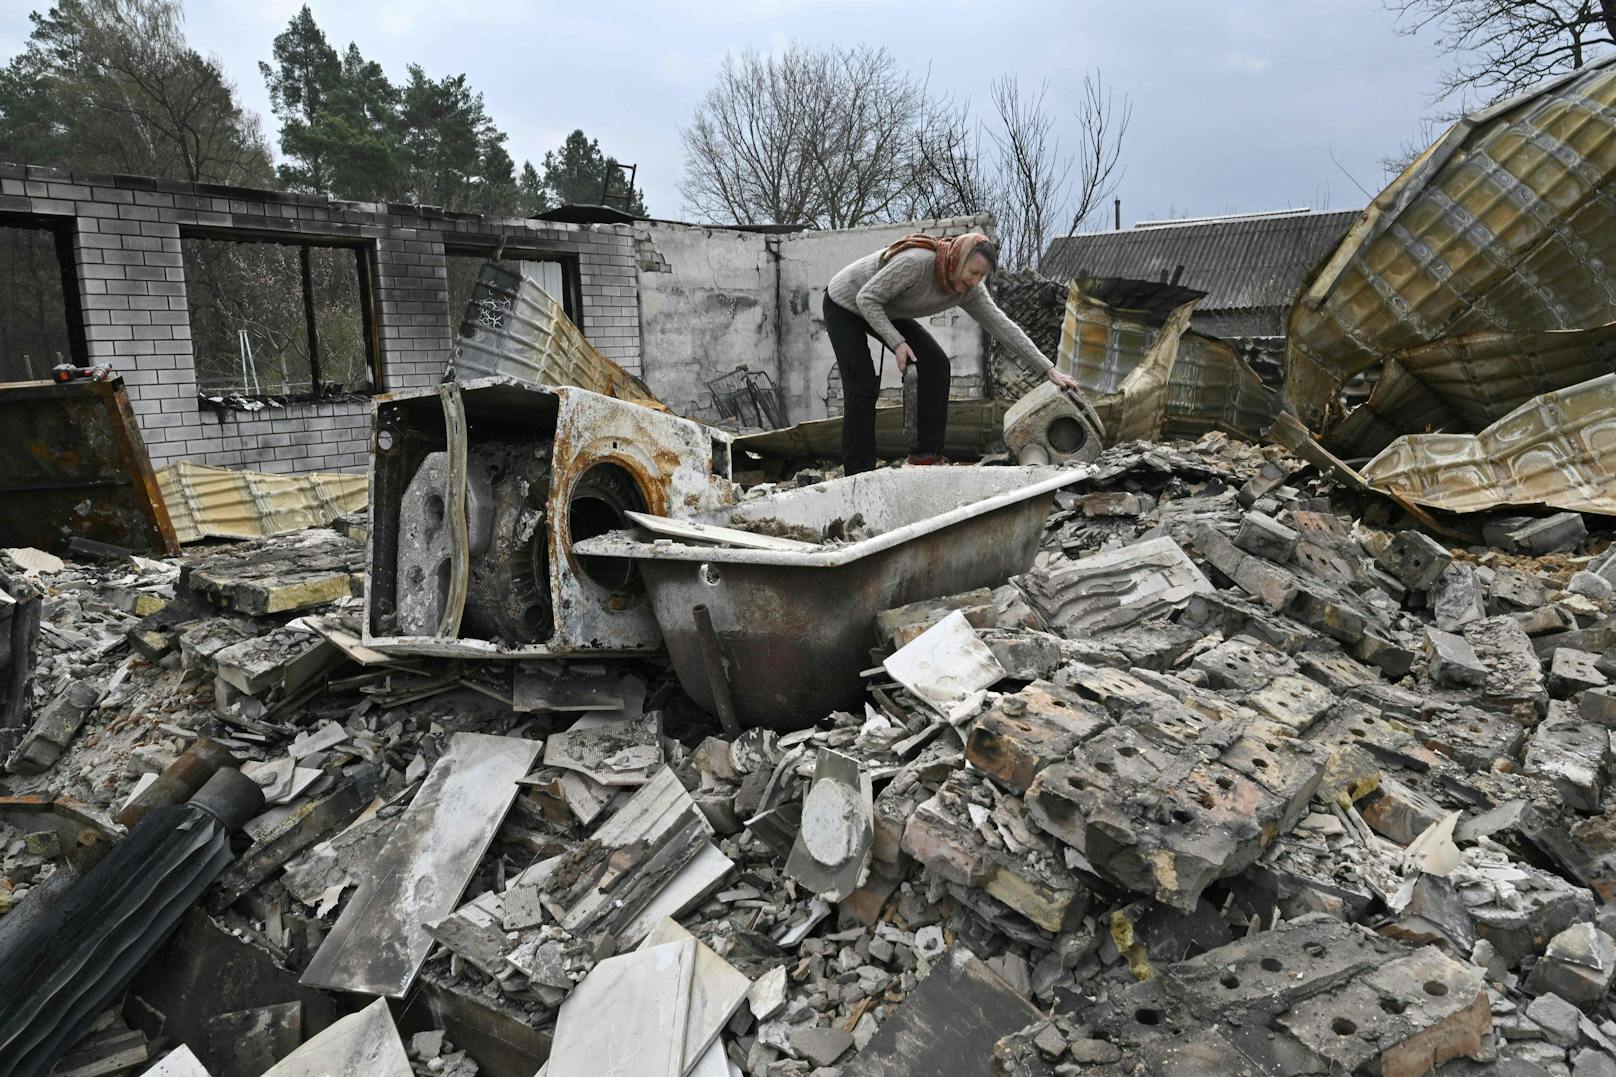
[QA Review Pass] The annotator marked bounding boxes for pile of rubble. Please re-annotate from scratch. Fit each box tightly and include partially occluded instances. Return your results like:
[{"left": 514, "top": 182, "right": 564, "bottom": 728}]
[{"left": 2, "top": 428, "right": 1616, "bottom": 1077}]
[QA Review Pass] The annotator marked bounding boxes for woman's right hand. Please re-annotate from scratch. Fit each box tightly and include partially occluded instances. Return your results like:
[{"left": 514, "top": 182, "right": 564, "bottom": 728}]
[{"left": 894, "top": 342, "right": 916, "bottom": 374}]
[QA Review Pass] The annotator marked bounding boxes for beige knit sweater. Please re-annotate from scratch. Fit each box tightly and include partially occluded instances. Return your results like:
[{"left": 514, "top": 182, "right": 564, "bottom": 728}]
[{"left": 826, "top": 248, "right": 1054, "bottom": 374}]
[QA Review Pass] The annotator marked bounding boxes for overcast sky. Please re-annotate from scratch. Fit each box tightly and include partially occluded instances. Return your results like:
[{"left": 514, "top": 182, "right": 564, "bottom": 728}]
[{"left": 2, "top": 1, "right": 1479, "bottom": 225}]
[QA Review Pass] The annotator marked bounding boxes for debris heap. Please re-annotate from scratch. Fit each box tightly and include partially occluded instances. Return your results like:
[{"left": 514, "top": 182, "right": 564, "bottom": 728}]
[{"left": 2, "top": 427, "right": 1615, "bottom": 1077}]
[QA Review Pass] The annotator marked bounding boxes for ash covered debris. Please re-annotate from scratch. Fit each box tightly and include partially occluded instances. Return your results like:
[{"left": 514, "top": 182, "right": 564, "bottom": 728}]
[{"left": 0, "top": 418, "right": 1612, "bottom": 1077}]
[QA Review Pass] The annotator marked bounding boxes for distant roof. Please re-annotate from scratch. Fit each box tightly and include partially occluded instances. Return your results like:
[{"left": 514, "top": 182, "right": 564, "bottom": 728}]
[{"left": 1040, "top": 208, "right": 1360, "bottom": 314}]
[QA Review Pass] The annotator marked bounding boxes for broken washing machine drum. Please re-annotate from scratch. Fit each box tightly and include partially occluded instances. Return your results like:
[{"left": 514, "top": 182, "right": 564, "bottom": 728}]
[
  {"left": 1002, "top": 381, "right": 1105, "bottom": 466},
  {"left": 364, "top": 377, "right": 735, "bottom": 657}
]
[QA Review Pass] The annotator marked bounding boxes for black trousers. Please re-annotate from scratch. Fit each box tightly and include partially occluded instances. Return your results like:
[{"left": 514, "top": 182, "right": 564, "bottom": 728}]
[{"left": 822, "top": 293, "right": 950, "bottom": 475}]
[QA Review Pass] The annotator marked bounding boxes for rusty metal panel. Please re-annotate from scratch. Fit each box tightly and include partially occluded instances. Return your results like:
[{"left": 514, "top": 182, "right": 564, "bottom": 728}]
[
  {"left": 1361, "top": 373, "right": 1616, "bottom": 514},
  {"left": 1326, "top": 324, "right": 1616, "bottom": 457},
  {"left": 0, "top": 378, "right": 178, "bottom": 556},
  {"left": 365, "top": 377, "right": 733, "bottom": 659},
  {"left": 1053, "top": 279, "right": 1277, "bottom": 442},
  {"left": 451, "top": 262, "right": 662, "bottom": 406},
  {"left": 158, "top": 461, "right": 368, "bottom": 543},
  {"left": 1288, "top": 53, "right": 1616, "bottom": 435},
  {"left": 1164, "top": 331, "right": 1282, "bottom": 440}
]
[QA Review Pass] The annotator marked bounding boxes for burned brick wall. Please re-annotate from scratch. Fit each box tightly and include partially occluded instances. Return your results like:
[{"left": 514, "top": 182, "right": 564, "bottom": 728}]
[{"left": 0, "top": 162, "right": 641, "bottom": 474}]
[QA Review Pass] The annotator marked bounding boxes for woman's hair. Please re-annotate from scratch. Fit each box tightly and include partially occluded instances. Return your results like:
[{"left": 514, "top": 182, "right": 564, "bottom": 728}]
[{"left": 970, "top": 239, "right": 1000, "bottom": 270}]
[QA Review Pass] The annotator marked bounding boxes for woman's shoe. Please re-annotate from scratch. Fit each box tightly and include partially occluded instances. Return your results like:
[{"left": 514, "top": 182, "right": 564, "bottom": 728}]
[{"left": 905, "top": 453, "right": 946, "bottom": 466}]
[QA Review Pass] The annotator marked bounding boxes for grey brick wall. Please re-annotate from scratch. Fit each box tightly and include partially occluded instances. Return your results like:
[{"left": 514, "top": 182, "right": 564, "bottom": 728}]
[{"left": 0, "top": 162, "right": 641, "bottom": 474}]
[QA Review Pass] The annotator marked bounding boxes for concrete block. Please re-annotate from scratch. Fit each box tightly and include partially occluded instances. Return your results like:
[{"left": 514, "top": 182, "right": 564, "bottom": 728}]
[
  {"left": 1425, "top": 628, "right": 1487, "bottom": 687},
  {"left": 1581, "top": 686, "right": 1616, "bottom": 727},
  {"left": 1524, "top": 704, "right": 1611, "bottom": 813},
  {"left": 1234, "top": 512, "right": 1298, "bottom": 563},
  {"left": 1432, "top": 564, "right": 1488, "bottom": 631},
  {"left": 1524, "top": 924, "right": 1616, "bottom": 1011},
  {"left": 964, "top": 682, "right": 1110, "bottom": 795},
  {"left": 1549, "top": 647, "right": 1608, "bottom": 699},
  {"left": 1378, "top": 530, "right": 1452, "bottom": 592}
]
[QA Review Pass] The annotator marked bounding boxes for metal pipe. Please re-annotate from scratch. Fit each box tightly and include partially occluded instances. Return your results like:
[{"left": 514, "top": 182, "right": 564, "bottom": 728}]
[
  {"left": 692, "top": 603, "right": 742, "bottom": 737},
  {"left": 114, "top": 737, "right": 236, "bottom": 829},
  {"left": 0, "top": 769, "right": 264, "bottom": 1077}
]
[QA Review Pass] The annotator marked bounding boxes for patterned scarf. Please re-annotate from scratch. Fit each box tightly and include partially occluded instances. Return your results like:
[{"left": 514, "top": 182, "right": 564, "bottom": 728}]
[{"left": 879, "top": 231, "right": 992, "bottom": 294}]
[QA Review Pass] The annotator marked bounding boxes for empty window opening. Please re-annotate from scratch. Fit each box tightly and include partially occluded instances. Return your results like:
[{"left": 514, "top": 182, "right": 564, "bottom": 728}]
[
  {"left": 0, "top": 219, "right": 78, "bottom": 381},
  {"left": 183, "top": 236, "right": 377, "bottom": 399}
]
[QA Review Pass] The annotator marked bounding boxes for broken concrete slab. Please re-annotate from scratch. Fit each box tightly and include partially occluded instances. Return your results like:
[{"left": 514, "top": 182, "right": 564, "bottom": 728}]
[
  {"left": 1524, "top": 923, "right": 1616, "bottom": 1011},
  {"left": 901, "top": 769, "right": 1091, "bottom": 933},
  {"left": 543, "top": 712, "right": 662, "bottom": 786},
  {"left": 1432, "top": 564, "right": 1488, "bottom": 632},
  {"left": 1274, "top": 944, "right": 1491, "bottom": 1075},
  {"left": 1523, "top": 704, "right": 1611, "bottom": 814},
  {"left": 300, "top": 732, "right": 543, "bottom": 998},
  {"left": 5, "top": 681, "right": 100, "bottom": 775},
  {"left": 181, "top": 529, "right": 364, "bottom": 616},
  {"left": 1549, "top": 647, "right": 1609, "bottom": 699},
  {"left": 1463, "top": 615, "right": 1549, "bottom": 716},
  {"left": 1021, "top": 536, "right": 1214, "bottom": 636},
  {"left": 882, "top": 610, "right": 1005, "bottom": 715},
  {"left": 1025, "top": 718, "right": 1325, "bottom": 911},
  {"left": 540, "top": 767, "right": 730, "bottom": 947},
  {"left": 260, "top": 999, "right": 410, "bottom": 1077}
]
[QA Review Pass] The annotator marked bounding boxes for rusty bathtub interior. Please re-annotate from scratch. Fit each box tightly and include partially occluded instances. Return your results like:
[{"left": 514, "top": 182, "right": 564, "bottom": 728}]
[{"left": 572, "top": 465, "right": 1090, "bottom": 731}]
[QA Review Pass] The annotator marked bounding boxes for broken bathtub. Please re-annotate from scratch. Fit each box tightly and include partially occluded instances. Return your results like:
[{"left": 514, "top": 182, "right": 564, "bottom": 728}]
[{"left": 572, "top": 465, "right": 1090, "bottom": 731}]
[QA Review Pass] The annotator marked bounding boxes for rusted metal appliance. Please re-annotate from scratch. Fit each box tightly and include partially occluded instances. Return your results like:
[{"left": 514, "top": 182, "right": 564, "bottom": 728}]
[
  {"left": 574, "top": 465, "right": 1089, "bottom": 730},
  {"left": 365, "top": 376, "right": 735, "bottom": 657},
  {"left": 0, "top": 377, "right": 178, "bottom": 557}
]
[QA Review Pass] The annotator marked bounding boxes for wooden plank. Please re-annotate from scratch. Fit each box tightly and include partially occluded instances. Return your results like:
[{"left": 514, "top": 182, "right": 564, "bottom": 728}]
[{"left": 299, "top": 733, "right": 543, "bottom": 998}]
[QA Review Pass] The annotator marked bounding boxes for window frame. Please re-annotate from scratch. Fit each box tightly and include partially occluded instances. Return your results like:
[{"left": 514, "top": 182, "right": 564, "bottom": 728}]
[
  {"left": 442, "top": 241, "right": 581, "bottom": 331},
  {"left": 178, "top": 226, "right": 383, "bottom": 400},
  {"left": 0, "top": 212, "right": 88, "bottom": 373}
]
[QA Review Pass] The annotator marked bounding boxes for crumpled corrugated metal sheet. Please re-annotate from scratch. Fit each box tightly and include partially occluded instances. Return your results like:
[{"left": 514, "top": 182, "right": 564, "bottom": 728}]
[
  {"left": 1288, "top": 53, "right": 1616, "bottom": 439},
  {"left": 1360, "top": 373, "right": 1616, "bottom": 515},
  {"left": 450, "top": 262, "right": 662, "bottom": 407},
  {"left": 1328, "top": 323, "right": 1616, "bottom": 458},
  {"left": 1056, "top": 279, "right": 1280, "bottom": 442},
  {"left": 157, "top": 461, "right": 368, "bottom": 544},
  {"left": 1167, "top": 331, "right": 1283, "bottom": 441}
]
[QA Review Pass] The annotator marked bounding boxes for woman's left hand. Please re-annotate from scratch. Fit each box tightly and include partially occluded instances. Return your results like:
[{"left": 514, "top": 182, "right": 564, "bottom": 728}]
[{"left": 1045, "top": 366, "right": 1081, "bottom": 392}]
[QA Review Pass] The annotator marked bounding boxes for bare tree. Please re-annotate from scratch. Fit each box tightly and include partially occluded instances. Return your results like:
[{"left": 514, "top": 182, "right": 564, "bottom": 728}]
[
  {"left": 679, "top": 47, "right": 1132, "bottom": 265},
  {"left": 1066, "top": 71, "right": 1131, "bottom": 235},
  {"left": 987, "top": 77, "right": 1071, "bottom": 272},
  {"left": 679, "top": 44, "right": 925, "bottom": 228},
  {"left": 909, "top": 93, "right": 1000, "bottom": 220},
  {"left": 1386, "top": 0, "right": 1616, "bottom": 105}
]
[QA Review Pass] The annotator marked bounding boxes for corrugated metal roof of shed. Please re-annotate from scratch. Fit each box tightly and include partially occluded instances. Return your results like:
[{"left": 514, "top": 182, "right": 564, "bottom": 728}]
[{"left": 1040, "top": 209, "right": 1360, "bottom": 313}]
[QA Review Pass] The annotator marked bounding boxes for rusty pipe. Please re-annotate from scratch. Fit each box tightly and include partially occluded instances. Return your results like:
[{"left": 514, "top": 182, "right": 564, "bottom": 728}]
[
  {"left": 114, "top": 737, "right": 236, "bottom": 829},
  {"left": 692, "top": 603, "right": 742, "bottom": 737}
]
